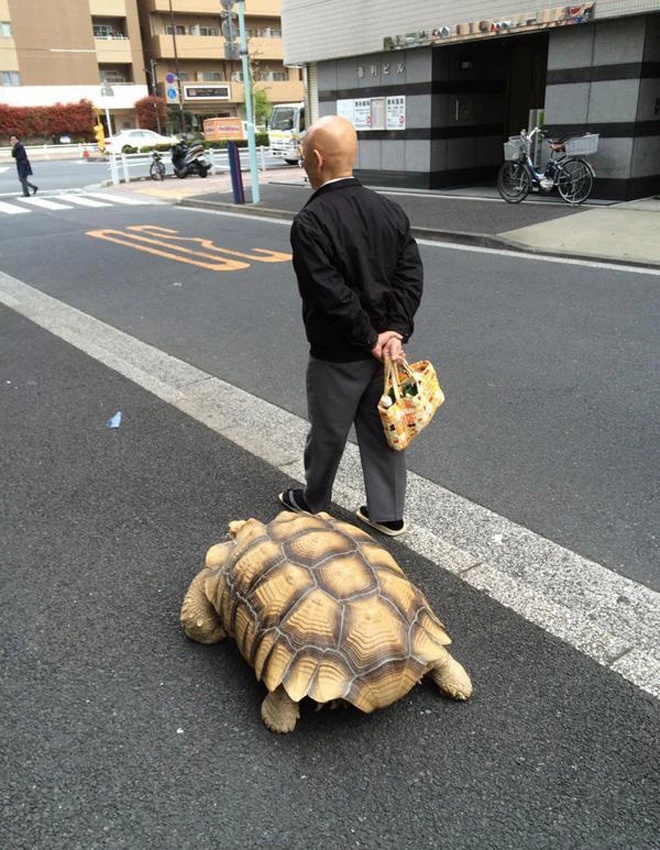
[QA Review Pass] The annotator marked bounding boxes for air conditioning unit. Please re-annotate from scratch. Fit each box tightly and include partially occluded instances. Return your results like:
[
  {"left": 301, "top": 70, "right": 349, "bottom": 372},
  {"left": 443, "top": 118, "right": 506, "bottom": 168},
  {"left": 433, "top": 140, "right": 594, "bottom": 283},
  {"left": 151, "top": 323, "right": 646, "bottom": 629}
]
[{"left": 196, "top": 71, "right": 205, "bottom": 81}]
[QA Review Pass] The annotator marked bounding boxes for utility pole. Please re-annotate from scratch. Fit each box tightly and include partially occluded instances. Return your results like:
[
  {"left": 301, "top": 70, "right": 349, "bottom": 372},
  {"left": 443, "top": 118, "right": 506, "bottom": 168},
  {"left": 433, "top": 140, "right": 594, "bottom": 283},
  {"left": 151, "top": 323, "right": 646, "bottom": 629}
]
[
  {"left": 144, "top": 59, "right": 162, "bottom": 133},
  {"left": 168, "top": 0, "right": 186, "bottom": 135}
]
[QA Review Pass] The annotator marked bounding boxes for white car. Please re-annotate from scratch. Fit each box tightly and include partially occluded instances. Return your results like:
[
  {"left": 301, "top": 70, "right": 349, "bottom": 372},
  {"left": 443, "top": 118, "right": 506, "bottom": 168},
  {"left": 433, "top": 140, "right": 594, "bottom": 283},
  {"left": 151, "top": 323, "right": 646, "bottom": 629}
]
[{"left": 105, "top": 129, "right": 179, "bottom": 153}]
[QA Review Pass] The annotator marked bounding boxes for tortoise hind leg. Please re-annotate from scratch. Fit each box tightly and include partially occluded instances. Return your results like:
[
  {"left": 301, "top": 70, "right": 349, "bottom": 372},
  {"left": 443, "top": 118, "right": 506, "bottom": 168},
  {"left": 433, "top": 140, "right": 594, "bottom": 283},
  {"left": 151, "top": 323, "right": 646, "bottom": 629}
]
[
  {"left": 180, "top": 570, "right": 226, "bottom": 644},
  {"left": 430, "top": 647, "right": 473, "bottom": 701},
  {"left": 261, "top": 685, "right": 300, "bottom": 733}
]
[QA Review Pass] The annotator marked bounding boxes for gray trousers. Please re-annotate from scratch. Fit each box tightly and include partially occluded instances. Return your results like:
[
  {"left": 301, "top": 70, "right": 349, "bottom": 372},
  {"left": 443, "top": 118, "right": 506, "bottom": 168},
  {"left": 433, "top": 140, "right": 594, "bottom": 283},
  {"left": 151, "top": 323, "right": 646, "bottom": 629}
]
[{"left": 303, "top": 356, "right": 406, "bottom": 522}]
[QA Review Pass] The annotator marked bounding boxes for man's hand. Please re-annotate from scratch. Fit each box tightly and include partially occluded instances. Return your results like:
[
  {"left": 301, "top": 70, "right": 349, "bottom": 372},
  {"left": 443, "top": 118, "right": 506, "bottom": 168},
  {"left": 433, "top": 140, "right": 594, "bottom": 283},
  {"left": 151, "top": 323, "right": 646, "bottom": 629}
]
[{"left": 371, "top": 330, "right": 405, "bottom": 363}]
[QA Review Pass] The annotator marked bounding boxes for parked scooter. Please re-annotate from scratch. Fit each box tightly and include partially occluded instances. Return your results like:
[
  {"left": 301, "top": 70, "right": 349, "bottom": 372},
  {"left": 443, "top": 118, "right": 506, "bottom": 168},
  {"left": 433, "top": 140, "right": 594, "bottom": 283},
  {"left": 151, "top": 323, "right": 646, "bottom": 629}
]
[{"left": 171, "top": 140, "right": 211, "bottom": 178}]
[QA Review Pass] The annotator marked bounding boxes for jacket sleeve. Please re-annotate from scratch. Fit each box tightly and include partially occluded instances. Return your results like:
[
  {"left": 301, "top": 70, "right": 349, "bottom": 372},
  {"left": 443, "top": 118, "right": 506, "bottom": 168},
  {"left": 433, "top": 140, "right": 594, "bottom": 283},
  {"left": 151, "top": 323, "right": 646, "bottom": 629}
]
[
  {"left": 385, "top": 219, "right": 424, "bottom": 342},
  {"left": 291, "top": 216, "right": 378, "bottom": 351}
]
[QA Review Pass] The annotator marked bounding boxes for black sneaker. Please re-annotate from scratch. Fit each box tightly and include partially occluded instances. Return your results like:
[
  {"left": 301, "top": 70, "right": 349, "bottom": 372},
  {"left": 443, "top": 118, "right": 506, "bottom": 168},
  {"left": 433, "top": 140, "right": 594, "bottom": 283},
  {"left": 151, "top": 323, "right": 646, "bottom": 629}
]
[
  {"left": 32, "top": 186, "right": 38, "bottom": 195},
  {"left": 278, "top": 488, "right": 311, "bottom": 514},
  {"left": 356, "top": 506, "right": 407, "bottom": 537}
]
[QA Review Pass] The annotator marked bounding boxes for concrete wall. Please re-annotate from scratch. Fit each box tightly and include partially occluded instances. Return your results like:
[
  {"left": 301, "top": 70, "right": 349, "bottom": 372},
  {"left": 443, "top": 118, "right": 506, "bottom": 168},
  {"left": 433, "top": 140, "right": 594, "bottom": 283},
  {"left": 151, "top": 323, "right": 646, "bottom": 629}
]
[{"left": 544, "top": 13, "right": 660, "bottom": 199}]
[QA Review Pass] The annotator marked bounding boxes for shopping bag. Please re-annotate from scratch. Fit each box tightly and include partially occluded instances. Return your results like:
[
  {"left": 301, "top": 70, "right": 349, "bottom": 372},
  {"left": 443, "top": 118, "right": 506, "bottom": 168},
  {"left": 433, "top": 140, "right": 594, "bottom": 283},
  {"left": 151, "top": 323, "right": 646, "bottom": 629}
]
[{"left": 378, "top": 357, "right": 445, "bottom": 451}]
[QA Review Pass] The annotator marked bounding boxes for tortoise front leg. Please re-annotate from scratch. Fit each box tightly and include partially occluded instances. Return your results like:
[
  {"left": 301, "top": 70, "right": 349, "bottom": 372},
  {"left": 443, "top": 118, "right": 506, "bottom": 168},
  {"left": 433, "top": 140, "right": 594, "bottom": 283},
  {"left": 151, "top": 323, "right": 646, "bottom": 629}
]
[
  {"left": 180, "top": 570, "right": 226, "bottom": 644},
  {"left": 261, "top": 685, "right": 300, "bottom": 733},
  {"left": 430, "top": 648, "right": 473, "bottom": 701}
]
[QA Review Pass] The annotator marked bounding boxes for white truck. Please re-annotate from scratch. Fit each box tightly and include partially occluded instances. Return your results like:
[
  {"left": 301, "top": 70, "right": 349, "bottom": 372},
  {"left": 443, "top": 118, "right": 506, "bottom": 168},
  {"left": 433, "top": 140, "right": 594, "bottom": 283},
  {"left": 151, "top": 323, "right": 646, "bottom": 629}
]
[{"left": 268, "top": 101, "right": 305, "bottom": 164}]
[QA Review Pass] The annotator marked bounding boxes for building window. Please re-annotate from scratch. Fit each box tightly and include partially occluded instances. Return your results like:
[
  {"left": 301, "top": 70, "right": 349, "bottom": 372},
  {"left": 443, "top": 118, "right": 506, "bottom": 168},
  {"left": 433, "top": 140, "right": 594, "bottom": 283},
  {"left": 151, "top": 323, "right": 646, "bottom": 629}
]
[
  {"left": 262, "top": 71, "right": 287, "bottom": 81},
  {"left": 100, "top": 68, "right": 131, "bottom": 83},
  {"left": 1, "top": 71, "right": 20, "bottom": 85},
  {"left": 201, "top": 71, "right": 226, "bottom": 81},
  {"left": 199, "top": 26, "right": 219, "bottom": 36},
  {"left": 178, "top": 71, "right": 190, "bottom": 81},
  {"left": 0, "top": 22, "right": 12, "bottom": 37},
  {"left": 260, "top": 27, "right": 282, "bottom": 38},
  {"left": 230, "top": 70, "right": 243, "bottom": 82},
  {"left": 164, "top": 25, "right": 186, "bottom": 35}
]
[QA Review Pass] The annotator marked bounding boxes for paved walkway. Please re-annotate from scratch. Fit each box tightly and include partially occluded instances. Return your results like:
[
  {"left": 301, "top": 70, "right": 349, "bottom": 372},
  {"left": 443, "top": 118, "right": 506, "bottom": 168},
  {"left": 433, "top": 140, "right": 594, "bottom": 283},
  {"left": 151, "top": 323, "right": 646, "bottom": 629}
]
[{"left": 106, "top": 167, "right": 660, "bottom": 268}]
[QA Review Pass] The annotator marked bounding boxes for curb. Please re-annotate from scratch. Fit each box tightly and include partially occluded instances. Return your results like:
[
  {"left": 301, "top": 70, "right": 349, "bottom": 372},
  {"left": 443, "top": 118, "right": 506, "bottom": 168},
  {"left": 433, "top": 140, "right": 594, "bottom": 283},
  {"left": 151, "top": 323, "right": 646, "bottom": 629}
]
[{"left": 177, "top": 197, "right": 660, "bottom": 271}]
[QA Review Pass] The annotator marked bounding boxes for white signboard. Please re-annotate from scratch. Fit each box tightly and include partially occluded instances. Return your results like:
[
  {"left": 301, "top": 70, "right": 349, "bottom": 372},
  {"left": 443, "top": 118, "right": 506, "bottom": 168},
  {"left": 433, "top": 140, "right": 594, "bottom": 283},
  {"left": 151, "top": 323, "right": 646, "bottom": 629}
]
[
  {"left": 370, "top": 97, "right": 386, "bottom": 130},
  {"left": 353, "top": 98, "right": 372, "bottom": 130},
  {"left": 336, "top": 99, "right": 355, "bottom": 124},
  {"left": 386, "top": 95, "right": 406, "bottom": 130}
]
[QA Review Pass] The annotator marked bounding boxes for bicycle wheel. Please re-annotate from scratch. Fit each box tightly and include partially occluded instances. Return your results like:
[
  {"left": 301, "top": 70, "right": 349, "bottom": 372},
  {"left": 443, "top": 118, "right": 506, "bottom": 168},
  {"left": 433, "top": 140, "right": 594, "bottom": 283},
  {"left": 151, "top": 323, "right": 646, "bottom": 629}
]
[
  {"left": 150, "top": 160, "right": 165, "bottom": 181},
  {"left": 557, "top": 158, "right": 593, "bottom": 205},
  {"left": 497, "top": 161, "right": 531, "bottom": 203}
]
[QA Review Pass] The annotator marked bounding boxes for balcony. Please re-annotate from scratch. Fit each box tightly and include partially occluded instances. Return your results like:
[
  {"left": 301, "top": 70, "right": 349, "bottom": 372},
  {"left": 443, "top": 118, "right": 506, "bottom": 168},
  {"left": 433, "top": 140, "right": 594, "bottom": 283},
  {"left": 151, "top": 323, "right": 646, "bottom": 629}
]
[
  {"left": 89, "top": 0, "right": 127, "bottom": 14},
  {"left": 143, "top": 0, "right": 280, "bottom": 15},
  {"left": 95, "top": 36, "right": 134, "bottom": 64},
  {"left": 144, "top": 0, "right": 225, "bottom": 13},
  {"left": 231, "top": 79, "right": 303, "bottom": 104},
  {"left": 244, "top": 0, "right": 281, "bottom": 15},
  {"left": 151, "top": 33, "right": 224, "bottom": 60},
  {"left": 248, "top": 36, "right": 282, "bottom": 61},
  {"left": 150, "top": 33, "right": 283, "bottom": 61}
]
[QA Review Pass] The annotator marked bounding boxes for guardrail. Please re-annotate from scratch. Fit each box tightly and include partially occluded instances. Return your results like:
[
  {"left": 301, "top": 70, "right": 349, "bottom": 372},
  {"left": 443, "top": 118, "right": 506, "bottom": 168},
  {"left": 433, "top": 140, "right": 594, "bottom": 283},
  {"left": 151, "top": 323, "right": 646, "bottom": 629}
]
[
  {"left": 0, "top": 142, "right": 101, "bottom": 162},
  {"left": 105, "top": 146, "right": 273, "bottom": 185}
]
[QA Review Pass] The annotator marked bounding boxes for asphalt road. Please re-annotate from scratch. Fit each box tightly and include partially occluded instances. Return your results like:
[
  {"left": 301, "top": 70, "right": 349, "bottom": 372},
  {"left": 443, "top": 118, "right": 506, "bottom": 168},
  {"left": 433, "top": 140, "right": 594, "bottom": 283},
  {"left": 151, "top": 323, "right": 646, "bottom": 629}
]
[
  {"left": 0, "top": 202, "right": 656, "bottom": 592},
  {"left": 2, "top": 306, "right": 659, "bottom": 850}
]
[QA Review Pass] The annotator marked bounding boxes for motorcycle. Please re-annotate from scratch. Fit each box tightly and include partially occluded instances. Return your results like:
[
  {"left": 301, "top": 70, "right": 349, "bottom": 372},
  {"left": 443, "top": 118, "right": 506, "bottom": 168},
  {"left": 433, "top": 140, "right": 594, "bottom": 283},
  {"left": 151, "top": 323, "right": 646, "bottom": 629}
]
[{"left": 171, "top": 140, "right": 212, "bottom": 178}]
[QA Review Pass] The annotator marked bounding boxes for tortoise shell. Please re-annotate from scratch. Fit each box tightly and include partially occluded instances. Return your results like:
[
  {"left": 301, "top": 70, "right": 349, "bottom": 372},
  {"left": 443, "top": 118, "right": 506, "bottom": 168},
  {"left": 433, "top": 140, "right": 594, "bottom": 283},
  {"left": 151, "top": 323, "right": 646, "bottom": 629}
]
[{"left": 196, "top": 511, "right": 452, "bottom": 713}]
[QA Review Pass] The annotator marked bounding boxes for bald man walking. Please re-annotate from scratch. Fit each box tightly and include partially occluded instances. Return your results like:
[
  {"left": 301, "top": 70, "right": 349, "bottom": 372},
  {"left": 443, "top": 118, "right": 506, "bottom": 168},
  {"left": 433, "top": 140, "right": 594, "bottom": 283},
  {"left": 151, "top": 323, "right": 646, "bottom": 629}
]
[{"left": 278, "top": 115, "right": 424, "bottom": 536}]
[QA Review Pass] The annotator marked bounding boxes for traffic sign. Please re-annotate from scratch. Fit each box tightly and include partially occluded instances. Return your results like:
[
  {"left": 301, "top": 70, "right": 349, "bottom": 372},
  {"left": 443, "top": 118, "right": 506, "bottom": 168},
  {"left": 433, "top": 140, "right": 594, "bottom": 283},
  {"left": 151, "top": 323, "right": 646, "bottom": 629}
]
[
  {"left": 165, "top": 72, "right": 176, "bottom": 84},
  {"left": 167, "top": 87, "right": 178, "bottom": 100},
  {"left": 224, "top": 43, "right": 240, "bottom": 60}
]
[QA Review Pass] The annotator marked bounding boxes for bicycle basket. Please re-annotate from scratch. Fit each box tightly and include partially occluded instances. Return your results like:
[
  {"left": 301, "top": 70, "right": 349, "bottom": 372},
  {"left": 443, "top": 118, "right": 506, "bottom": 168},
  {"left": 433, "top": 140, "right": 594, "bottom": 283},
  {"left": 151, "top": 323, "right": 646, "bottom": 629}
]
[
  {"left": 564, "top": 133, "right": 599, "bottom": 155},
  {"left": 503, "top": 136, "right": 525, "bottom": 161}
]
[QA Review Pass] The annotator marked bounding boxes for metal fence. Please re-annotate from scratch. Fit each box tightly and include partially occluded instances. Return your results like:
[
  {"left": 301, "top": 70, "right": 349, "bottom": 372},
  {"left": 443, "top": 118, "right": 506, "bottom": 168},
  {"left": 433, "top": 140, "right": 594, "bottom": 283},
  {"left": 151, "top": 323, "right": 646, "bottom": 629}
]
[
  {"left": 0, "top": 142, "right": 101, "bottom": 163},
  {"left": 104, "top": 146, "right": 273, "bottom": 185}
]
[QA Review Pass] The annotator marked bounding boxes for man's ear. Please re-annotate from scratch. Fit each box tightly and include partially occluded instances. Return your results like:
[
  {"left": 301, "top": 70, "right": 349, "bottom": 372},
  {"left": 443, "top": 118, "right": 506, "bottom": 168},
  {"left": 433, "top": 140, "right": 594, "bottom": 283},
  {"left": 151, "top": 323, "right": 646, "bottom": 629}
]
[{"left": 313, "top": 148, "right": 323, "bottom": 169}]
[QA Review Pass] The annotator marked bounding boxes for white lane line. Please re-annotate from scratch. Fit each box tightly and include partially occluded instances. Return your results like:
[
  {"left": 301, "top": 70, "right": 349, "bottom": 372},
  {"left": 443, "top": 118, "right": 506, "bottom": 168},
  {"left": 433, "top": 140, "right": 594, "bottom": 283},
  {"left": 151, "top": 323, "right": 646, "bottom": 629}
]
[
  {"left": 85, "top": 192, "right": 164, "bottom": 205},
  {"left": 179, "top": 207, "right": 660, "bottom": 277},
  {"left": 57, "top": 194, "right": 112, "bottom": 208},
  {"left": 0, "top": 200, "right": 30, "bottom": 215},
  {"left": 18, "top": 197, "right": 72, "bottom": 210},
  {"left": 0, "top": 268, "right": 658, "bottom": 700}
]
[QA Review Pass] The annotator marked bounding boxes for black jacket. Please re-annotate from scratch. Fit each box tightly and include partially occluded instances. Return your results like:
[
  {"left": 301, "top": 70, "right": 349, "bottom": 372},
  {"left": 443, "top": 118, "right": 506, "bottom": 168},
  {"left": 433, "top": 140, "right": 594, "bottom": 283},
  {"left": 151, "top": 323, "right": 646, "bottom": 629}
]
[
  {"left": 12, "top": 141, "right": 33, "bottom": 179},
  {"left": 290, "top": 178, "right": 423, "bottom": 362}
]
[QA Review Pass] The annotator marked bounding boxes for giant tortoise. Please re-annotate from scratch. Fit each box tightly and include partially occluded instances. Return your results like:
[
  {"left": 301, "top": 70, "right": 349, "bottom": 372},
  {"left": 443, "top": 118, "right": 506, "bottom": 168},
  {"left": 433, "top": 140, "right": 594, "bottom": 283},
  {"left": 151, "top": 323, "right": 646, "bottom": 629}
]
[{"left": 180, "top": 510, "right": 472, "bottom": 732}]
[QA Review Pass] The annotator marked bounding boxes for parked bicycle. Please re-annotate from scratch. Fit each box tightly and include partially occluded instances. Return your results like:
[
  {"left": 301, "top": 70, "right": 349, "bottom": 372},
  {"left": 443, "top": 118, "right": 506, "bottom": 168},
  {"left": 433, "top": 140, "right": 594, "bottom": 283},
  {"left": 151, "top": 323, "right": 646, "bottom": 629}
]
[
  {"left": 497, "top": 127, "right": 597, "bottom": 205},
  {"left": 149, "top": 149, "right": 166, "bottom": 181}
]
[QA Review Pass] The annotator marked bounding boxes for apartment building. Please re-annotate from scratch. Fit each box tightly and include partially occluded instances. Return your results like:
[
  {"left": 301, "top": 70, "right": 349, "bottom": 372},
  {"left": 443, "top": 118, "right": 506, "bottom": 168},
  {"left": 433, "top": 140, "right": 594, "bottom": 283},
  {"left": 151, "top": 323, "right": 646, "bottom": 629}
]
[
  {"left": 282, "top": 0, "right": 660, "bottom": 200},
  {"left": 138, "top": 0, "right": 303, "bottom": 129},
  {"left": 0, "top": 0, "right": 148, "bottom": 133}
]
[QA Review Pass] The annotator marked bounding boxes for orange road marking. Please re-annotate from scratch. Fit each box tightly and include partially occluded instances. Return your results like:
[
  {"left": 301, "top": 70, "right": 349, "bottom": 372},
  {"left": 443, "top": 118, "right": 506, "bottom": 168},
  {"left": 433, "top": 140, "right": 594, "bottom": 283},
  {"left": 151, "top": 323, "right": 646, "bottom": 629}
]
[
  {"left": 85, "top": 225, "right": 292, "bottom": 271},
  {"left": 86, "top": 228, "right": 249, "bottom": 271},
  {"left": 129, "top": 226, "right": 292, "bottom": 263}
]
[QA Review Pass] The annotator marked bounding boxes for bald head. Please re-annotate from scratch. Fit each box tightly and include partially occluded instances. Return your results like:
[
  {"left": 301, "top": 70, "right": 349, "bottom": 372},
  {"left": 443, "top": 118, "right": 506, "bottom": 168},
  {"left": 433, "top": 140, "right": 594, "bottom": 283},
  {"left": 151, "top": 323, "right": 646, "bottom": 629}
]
[{"left": 301, "top": 115, "right": 357, "bottom": 189}]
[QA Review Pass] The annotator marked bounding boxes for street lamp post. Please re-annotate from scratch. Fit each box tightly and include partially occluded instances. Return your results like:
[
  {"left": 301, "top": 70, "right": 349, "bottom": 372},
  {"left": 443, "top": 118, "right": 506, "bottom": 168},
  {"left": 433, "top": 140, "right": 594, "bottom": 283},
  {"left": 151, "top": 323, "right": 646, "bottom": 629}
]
[{"left": 100, "top": 82, "right": 119, "bottom": 185}]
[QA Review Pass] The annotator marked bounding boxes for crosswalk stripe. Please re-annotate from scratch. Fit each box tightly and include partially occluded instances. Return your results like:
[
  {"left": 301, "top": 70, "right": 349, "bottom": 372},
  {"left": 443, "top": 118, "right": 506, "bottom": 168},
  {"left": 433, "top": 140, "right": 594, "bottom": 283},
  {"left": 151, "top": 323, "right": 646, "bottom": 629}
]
[
  {"left": 84, "top": 192, "right": 158, "bottom": 206},
  {"left": 0, "top": 200, "right": 30, "bottom": 215},
  {"left": 18, "top": 197, "right": 73, "bottom": 210},
  {"left": 57, "top": 194, "right": 112, "bottom": 208}
]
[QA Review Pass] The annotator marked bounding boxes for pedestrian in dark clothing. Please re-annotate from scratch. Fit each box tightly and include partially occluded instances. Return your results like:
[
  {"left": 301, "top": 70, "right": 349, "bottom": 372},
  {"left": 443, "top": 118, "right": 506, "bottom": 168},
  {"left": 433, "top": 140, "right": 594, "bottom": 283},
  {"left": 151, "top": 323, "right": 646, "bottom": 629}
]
[
  {"left": 278, "top": 115, "right": 424, "bottom": 536},
  {"left": 10, "top": 135, "right": 38, "bottom": 197}
]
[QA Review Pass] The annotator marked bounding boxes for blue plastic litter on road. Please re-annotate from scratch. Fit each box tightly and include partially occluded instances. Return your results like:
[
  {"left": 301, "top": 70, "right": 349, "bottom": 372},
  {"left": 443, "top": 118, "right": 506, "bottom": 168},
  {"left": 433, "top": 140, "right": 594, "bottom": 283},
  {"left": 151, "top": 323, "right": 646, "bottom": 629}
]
[{"left": 106, "top": 411, "right": 122, "bottom": 429}]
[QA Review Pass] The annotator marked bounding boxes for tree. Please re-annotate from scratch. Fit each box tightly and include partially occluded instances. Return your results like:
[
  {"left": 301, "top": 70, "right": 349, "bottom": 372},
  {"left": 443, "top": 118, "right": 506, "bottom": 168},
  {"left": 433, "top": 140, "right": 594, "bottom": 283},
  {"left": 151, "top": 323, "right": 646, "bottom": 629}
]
[
  {"left": 253, "top": 87, "right": 272, "bottom": 126},
  {"left": 135, "top": 95, "right": 167, "bottom": 133}
]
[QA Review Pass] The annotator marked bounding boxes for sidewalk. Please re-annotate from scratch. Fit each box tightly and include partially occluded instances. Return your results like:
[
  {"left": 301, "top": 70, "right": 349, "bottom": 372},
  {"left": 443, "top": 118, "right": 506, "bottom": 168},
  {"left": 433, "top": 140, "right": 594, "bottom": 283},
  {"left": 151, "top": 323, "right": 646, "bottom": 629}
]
[{"left": 116, "top": 166, "right": 660, "bottom": 269}]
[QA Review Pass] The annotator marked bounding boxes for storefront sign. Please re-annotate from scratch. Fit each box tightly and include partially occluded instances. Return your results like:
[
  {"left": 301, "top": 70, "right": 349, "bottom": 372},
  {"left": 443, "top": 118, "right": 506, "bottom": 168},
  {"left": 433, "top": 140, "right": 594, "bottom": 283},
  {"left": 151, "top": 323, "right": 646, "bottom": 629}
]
[
  {"left": 335, "top": 96, "right": 406, "bottom": 132},
  {"left": 386, "top": 95, "right": 406, "bottom": 130},
  {"left": 183, "top": 84, "right": 231, "bottom": 101},
  {"left": 383, "top": 3, "right": 596, "bottom": 50},
  {"left": 353, "top": 98, "right": 372, "bottom": 130},
  {"left": 203, "top": 117, "right": 245, "bottom": 141}
]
